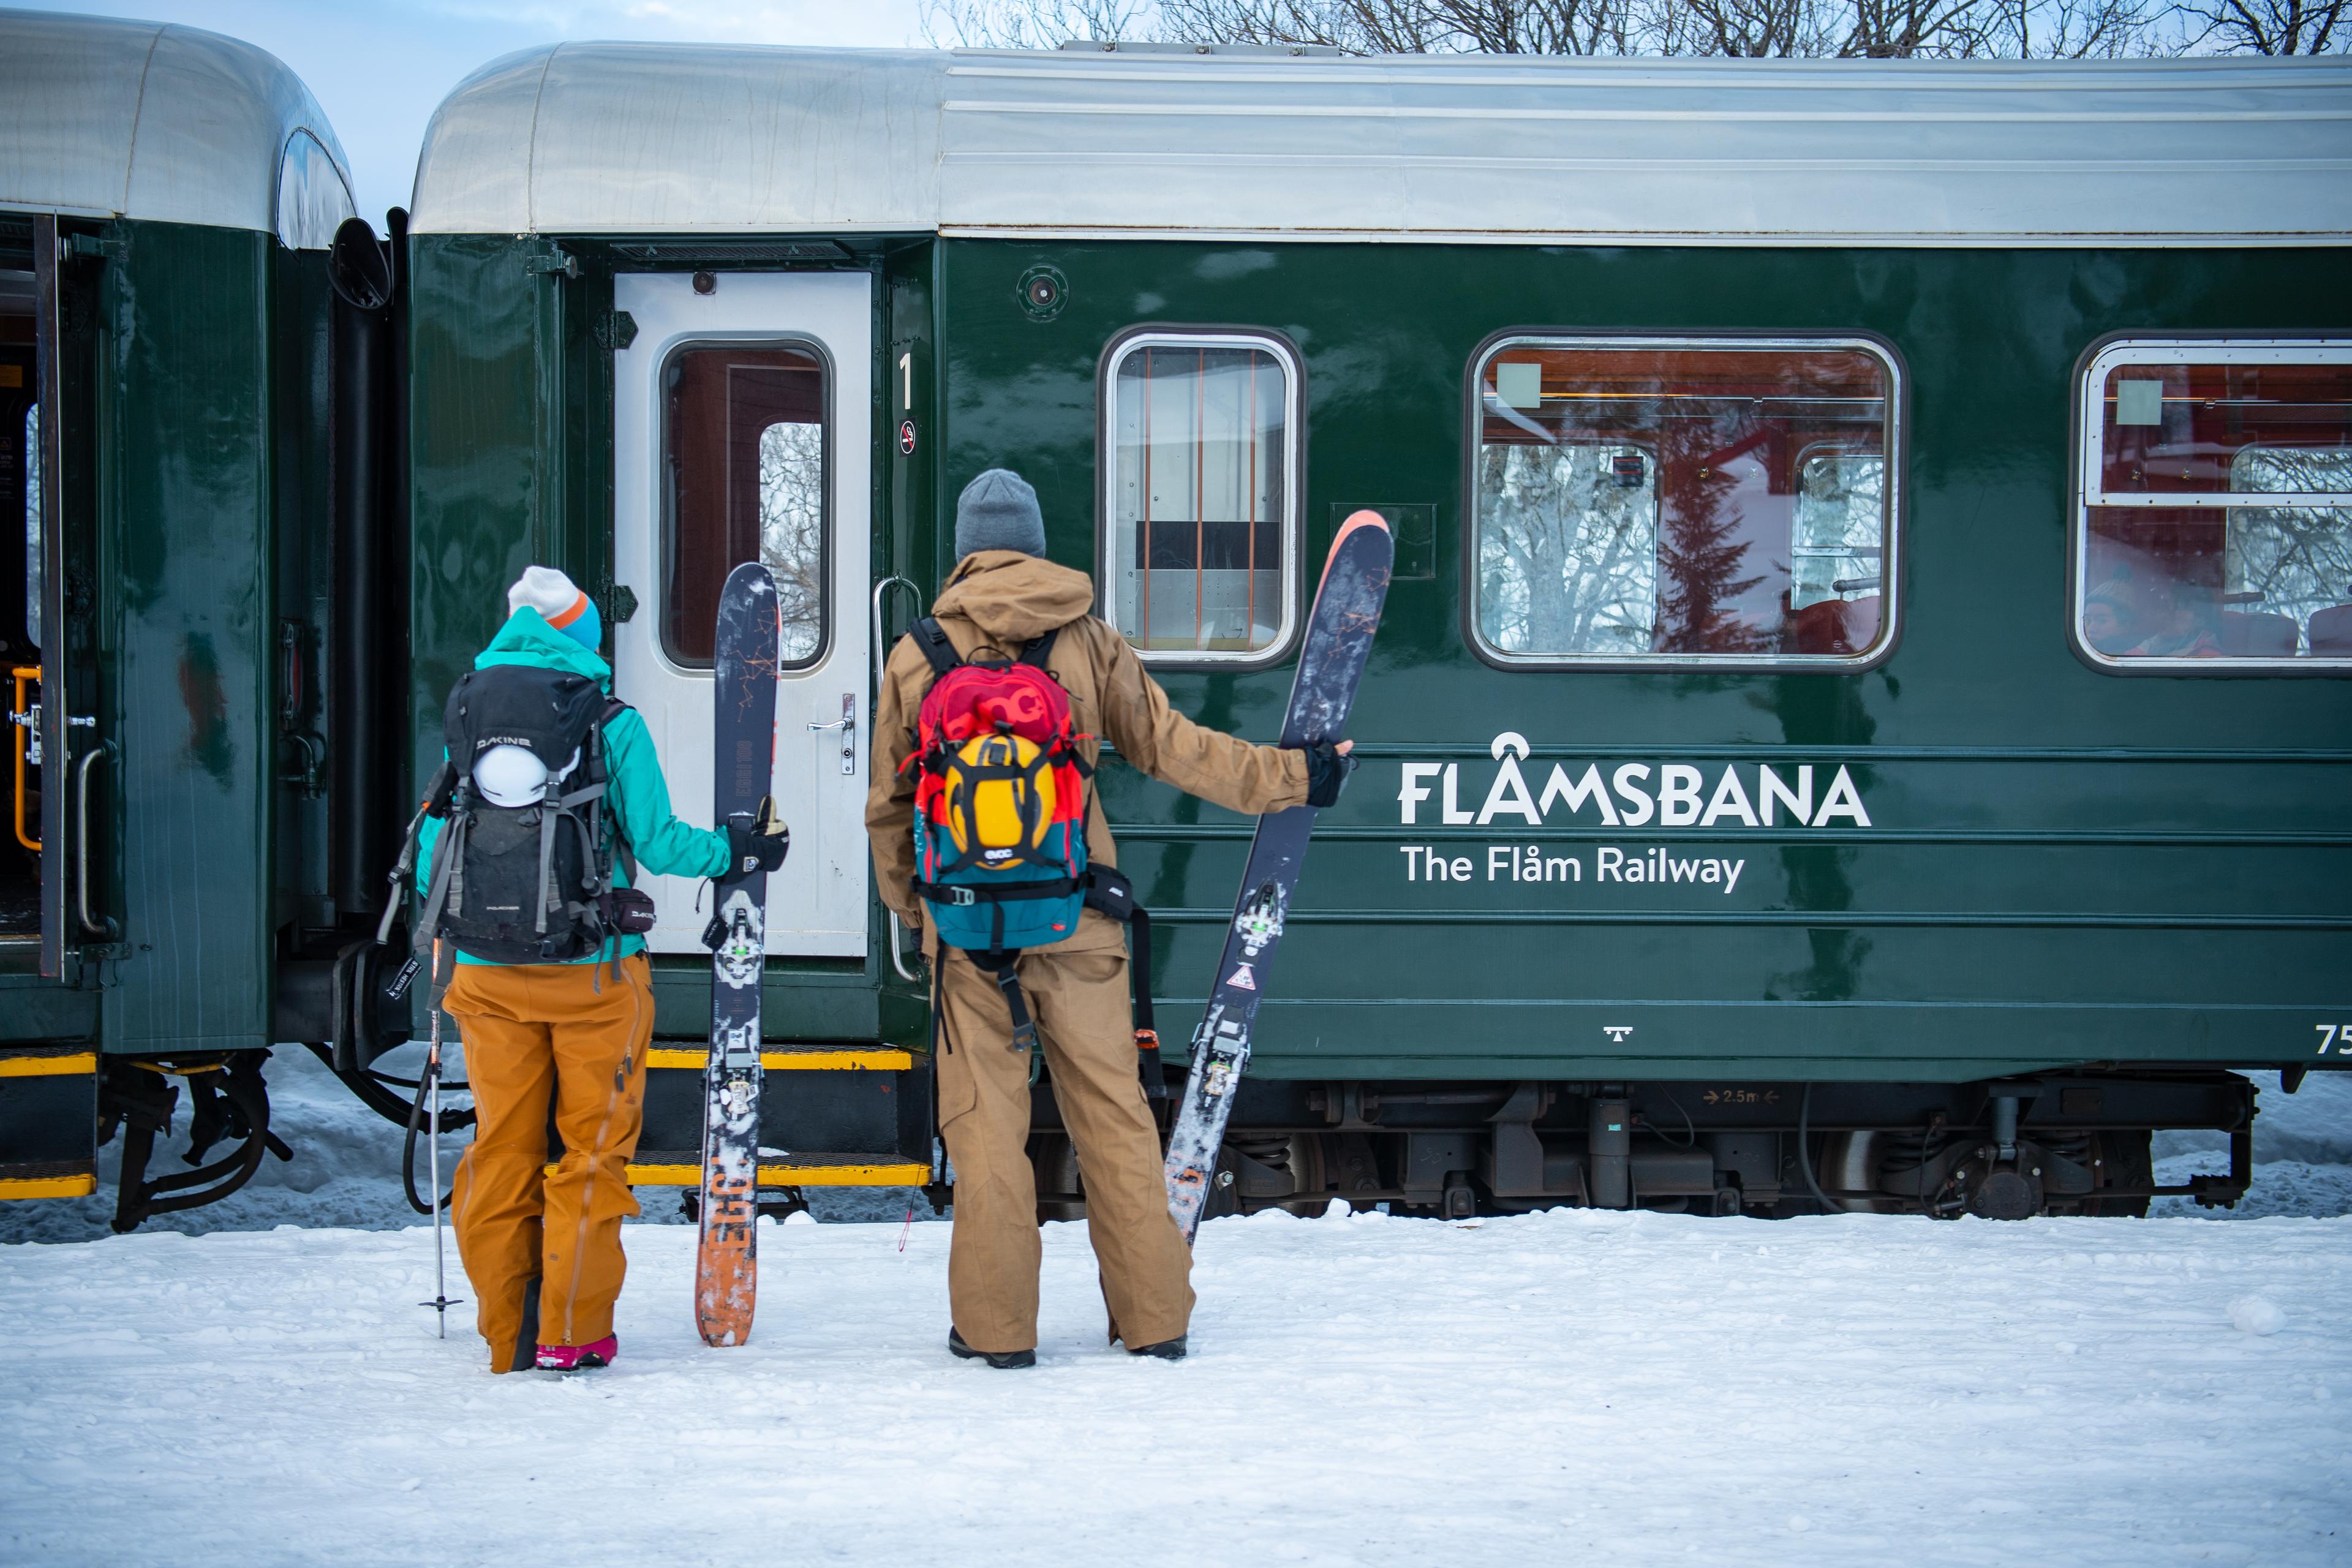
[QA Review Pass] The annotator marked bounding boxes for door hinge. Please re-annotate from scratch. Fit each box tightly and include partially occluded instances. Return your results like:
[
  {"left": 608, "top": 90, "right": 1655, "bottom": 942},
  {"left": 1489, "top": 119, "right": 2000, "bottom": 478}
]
[
  {"left": 62, "top": 231, "right": 123, "bottom": 264},
  {"left": 594, "top": 310, "right": 639, "bottom": 351},
  {"left": 521, "top": 240, "right": 578, "bottom": 280},
  {"left": 608, "top": 584, "right": 638, "bottom": 624}
]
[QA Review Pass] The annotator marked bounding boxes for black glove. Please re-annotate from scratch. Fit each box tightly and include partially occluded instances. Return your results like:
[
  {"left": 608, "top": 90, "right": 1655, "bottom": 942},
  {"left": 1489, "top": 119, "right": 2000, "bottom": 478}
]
[
  {"left": 1293, "top": 739, "right": 1356, "bottom": 809},
  {"left": 725, "top": 797, "right": 791, "bottom": 876}
]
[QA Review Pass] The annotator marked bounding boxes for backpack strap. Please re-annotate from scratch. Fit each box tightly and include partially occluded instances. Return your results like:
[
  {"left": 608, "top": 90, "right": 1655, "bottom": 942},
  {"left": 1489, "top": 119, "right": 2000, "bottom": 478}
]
[
  {"left": 594, "top": 698, "right": 640, "bottom": 887},
  {"left": 1082, "top": 867, "right": 1164, "bottom": 1104},
  {"left": 910, "top": 617, "right": 961, "bottom": 680},
  {"left": 1017, "top": 627, "right": 1060, "bottom": 670}
]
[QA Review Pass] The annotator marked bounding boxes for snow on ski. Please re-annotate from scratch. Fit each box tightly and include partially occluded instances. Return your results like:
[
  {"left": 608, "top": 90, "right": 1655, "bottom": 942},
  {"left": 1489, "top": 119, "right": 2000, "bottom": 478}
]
[
  {"left": 695, "top": 561, "right": 782, "bottom": 1347},
  {"left": 1164, "top": 510, "right": 1394, "bottom": 1243}
]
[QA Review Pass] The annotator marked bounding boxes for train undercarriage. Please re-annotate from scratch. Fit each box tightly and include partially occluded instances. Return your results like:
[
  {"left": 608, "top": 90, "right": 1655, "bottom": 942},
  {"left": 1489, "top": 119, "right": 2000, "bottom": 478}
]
[{"left": 1032, "top": 1069, "right": 2268, "bottom": 1224}]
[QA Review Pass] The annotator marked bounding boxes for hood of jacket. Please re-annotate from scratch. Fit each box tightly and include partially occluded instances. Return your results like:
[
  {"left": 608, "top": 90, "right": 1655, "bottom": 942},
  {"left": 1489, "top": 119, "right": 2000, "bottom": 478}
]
[
  {"left": 475, "top": 607, "right": 613, "bottom": 691},
  {"left": 930, "top": 551, "right": 1095, "bottom": 647}
]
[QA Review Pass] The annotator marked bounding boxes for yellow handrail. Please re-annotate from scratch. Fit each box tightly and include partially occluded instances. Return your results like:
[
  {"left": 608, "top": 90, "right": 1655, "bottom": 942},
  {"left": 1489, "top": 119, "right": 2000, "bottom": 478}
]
[{"left": 11, "top": 666, "right": 38, "bottom": 853}]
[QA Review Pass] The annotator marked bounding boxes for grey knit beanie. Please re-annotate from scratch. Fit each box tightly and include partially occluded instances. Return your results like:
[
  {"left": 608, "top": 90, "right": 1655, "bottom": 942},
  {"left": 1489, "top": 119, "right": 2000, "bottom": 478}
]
[{"left": 954, "top": 468, "right": 1047, "bottom": 559}]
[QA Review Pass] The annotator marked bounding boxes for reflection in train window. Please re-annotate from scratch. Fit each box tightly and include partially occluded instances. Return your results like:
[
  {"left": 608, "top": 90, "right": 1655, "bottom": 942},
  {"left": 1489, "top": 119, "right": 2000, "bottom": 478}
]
[
  {"left": 2078, "top": 343, "right": 2352, "bottom": 666},
  {"left": 1101, "top": 333, "right": 1299, "bottom": 664},
  {"left": 662, "top": 344, "right": 827, "bottom": 669},
  {"left": 1470, "top": 338, "right": 1897, "bottom": 665}
]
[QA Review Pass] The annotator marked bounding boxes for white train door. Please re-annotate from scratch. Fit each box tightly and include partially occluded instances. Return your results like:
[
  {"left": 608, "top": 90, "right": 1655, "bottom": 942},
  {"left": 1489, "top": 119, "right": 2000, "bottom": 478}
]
[{"left": 611, "top": 271, "right": 871, "bottom": 959}]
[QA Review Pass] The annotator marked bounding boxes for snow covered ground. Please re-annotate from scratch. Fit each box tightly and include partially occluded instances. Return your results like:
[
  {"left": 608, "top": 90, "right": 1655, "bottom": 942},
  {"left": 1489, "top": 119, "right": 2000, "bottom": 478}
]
[
  {"left": 4, "top": 1057, "right": 2349, "bottom": 1563},
  {"left": 4, "top": 1062, "right": 2352, "bottom": 1561},
  {"left": 4, "top": 1203, "right": 2348, "bottom": 1565}
]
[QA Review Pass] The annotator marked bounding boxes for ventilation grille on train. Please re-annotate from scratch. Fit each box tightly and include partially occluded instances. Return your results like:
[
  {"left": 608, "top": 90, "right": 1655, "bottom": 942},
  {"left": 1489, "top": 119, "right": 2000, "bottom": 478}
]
[{"left": 605, "top": 239, "right": 852, "bottom": 265}]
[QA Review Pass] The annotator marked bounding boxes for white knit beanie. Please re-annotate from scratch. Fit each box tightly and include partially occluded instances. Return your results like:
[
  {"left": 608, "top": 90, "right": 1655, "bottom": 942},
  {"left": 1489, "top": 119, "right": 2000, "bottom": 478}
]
[{"left": 507, "top": 565, "right": 594, "bottom": 637}]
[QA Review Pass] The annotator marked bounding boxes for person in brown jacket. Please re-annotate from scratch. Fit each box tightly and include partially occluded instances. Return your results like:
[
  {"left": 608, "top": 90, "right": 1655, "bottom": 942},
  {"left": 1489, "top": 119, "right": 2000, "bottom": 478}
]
[{"left": 867, "top": 469, "right": 1352, "bottom": 1368}]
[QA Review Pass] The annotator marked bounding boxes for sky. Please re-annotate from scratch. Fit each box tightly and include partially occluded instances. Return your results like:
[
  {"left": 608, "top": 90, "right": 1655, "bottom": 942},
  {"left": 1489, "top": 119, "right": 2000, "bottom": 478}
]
[{"left": 10, "top": 1, "right": 932, "bottom": 222}]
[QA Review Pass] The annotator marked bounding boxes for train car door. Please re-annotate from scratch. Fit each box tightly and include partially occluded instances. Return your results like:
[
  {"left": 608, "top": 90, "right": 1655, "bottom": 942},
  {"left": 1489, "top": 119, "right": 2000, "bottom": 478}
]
[{"left": 611, "top": 271, "right": 872, "bottom": 959}]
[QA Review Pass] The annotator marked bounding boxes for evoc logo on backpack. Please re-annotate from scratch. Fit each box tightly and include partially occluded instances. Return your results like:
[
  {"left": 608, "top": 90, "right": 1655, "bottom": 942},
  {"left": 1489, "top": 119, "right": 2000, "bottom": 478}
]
[{"left": 905, "top": 619, "right": 1090, "bottom": 959}]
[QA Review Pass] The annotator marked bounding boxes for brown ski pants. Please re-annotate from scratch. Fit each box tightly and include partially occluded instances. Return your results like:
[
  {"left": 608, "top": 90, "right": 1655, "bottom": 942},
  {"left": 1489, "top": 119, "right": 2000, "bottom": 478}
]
[
  {"left": 444, "top": 954, "right": 655, "bottom": 1373},
  {"left": 935, "top": 945, "right": 1193, "bottom": 1354}
]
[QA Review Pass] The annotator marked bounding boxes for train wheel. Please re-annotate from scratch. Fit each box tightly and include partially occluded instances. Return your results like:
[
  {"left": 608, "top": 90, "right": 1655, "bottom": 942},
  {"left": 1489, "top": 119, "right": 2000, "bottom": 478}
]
[
  {"left": 2084, "top": 1129, "right": 2153, "bottom": 1218},
  {"left": 1819, "top": 1130, "right": 1898, "bottom": 1213}
]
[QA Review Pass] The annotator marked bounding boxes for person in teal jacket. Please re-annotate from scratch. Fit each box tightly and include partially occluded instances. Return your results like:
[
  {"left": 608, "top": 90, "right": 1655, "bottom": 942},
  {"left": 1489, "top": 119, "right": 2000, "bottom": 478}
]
[
  {"left": 425, "top": 567, "right": 785, "bottom": 1375},
  {"left": 415, "top": 578, "right": 736, "bottom": 960}
]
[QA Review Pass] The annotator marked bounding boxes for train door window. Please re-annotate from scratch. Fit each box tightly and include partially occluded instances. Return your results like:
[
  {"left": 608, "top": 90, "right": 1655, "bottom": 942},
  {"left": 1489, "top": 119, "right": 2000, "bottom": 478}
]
[
  {"left": 1099, "top": 331, "right": 1301, "bottom": 665},
  {"left": 2076, "top": 341, "right": 2352, "bottom": 668},
  {"left": 661, "top": 344, "right": 827, "bottom": 668},
  {"left": 1469, "top": 337, "right": 1898, "bottom": 668}
]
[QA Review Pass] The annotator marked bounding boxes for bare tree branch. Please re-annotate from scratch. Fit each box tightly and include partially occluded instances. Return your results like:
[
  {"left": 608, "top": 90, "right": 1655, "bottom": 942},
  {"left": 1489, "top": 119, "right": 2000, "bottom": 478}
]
[{"left": 927, "top": 0, "right": 2324, "bottom": 57}]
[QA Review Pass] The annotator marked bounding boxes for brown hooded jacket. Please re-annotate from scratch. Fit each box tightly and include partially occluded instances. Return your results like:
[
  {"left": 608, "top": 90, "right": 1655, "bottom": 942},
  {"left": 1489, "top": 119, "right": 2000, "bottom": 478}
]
[{"left": 865, "top": 551, "right": 1310, "bottom": 955}]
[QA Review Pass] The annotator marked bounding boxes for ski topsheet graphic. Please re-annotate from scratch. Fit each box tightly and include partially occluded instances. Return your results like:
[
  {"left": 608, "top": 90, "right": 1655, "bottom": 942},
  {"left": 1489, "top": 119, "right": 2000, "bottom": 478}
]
[
  {"left": 1164, "top": 511, "right": 1393, "bottom": 1243},
  {"left": 695, "top": 562, "right": 781, "bottom": 1348}
]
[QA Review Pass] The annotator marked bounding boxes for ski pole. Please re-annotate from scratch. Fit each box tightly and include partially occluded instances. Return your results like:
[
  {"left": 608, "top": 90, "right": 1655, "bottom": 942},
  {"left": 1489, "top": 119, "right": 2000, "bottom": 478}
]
[{"left": 420, "top": 938, "right": 462, "bottom": 1336}]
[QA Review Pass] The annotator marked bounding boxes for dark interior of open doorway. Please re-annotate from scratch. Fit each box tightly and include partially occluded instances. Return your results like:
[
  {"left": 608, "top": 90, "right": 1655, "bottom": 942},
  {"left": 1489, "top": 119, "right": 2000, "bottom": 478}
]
[{"left": 0, "top": 273, "right": 42, "bottom": 938}]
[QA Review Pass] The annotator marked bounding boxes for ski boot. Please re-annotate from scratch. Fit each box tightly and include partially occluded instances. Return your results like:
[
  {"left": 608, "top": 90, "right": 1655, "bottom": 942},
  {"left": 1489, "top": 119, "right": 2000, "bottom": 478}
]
[
  {"left": 948, "top": 1327, "right": 1035, "bottom": 1370},
  {"left": 536, "top": 1335, "right": 617, "bottom": 1372},
  {"left": 1125, "top": 1335, "right": 1187, "bottom": 1362}
]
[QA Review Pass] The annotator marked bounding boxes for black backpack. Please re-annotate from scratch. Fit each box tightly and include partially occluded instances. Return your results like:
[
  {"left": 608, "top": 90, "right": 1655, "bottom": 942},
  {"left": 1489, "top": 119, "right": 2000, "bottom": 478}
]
[{"left": 379, "top": 665, "right": 652, "bottom": 964}]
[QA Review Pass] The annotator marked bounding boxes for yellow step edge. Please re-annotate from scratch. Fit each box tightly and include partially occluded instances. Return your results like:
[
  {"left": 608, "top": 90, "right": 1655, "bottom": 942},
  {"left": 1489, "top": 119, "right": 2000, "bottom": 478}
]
[
  {"left": 0, "top": 1172, "right": 97, "bottom": 1199},
  {"left": 543, "top": 1161, "right": 929, "bottom": 1188},
  {"left": 643, "top": 1048, "right": 913, "bottom": 1072},
  {"left": 0, "top": 1052, "right": 97, "bottom": 1078}
]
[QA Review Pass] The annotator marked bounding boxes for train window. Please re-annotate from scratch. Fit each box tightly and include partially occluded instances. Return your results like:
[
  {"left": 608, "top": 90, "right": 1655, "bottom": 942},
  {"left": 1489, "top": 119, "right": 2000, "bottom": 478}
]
[
  {"left": 661, "top": 343, "right": 827, "bottom": 669},
  {"left": 2076, "top": 341, "right": 2352, "bottom": 668},
  {"left": 1469, "top": 337, "right": 1898, "bottom": 667},
  {"left": 1099, "top": 331, "right": 1301, "bottom": 665}
]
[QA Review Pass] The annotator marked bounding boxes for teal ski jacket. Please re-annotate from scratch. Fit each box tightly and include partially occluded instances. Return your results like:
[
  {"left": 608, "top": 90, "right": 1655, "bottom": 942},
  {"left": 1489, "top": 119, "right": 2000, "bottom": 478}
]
[{"left": 418, "top": 608, "right": 732, "bottom": 965}]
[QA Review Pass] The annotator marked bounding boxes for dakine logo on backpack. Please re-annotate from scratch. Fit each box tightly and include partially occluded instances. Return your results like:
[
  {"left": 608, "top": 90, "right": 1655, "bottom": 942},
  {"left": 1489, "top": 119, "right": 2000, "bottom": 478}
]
[{"left": 379, "top": 665, "right": 656, "bottom": 964}]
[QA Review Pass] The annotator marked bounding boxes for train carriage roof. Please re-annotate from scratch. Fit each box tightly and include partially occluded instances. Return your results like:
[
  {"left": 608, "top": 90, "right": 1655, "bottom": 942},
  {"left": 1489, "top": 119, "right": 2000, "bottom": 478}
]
[
  {"left": 0, "top": 9, "right": 355, "bottom": 246},
  {"left": 409, "top": 45, "right": 2352, "bottom": 247}
]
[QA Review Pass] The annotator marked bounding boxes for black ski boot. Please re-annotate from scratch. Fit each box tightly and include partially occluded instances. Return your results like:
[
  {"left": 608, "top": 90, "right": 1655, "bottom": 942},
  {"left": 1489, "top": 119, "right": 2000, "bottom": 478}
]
[
  {"left": 1125, "top": 1335, "right": 1187, "bottom": 1361},
  {"left": 948, "top": 1327, "right": 1036, "bottom": 1370}
]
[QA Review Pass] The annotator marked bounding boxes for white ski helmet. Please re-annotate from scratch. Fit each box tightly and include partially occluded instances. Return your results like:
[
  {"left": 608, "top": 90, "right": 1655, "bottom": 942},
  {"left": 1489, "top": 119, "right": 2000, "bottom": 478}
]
[
  {"left": 472, "top": 744, "right": 581, "bottom": 809},
  {"left": 472, "top": 744, "right": 549, "bottom": 808}
]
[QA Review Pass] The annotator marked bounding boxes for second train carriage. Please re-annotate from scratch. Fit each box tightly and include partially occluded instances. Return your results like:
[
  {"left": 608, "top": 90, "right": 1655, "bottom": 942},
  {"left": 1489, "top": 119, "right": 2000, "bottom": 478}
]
[{"left": 395, "top": 43, "right": 2352, "bottom": 1223}]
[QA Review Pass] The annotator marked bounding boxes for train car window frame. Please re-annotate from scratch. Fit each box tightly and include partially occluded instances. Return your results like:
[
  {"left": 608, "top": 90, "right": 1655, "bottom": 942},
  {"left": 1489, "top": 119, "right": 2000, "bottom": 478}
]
[
  {"left": 2071, "top": 335, "right": 2352, "bottom": 676},
  {"left": 1461, "top": 331, "right": 1905, "bottom": 674},
  {"left": 1095, "top": 325, "right": 1306, "bottom": 672},
  {"left": 655, "top": 334, "right": 834, "bottom": 674}
]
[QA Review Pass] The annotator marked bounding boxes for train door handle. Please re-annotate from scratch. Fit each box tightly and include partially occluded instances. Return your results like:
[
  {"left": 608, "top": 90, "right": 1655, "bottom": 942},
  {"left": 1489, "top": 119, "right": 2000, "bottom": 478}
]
[
  {"left": 78, "top": 737, "right": 117, "bottom": 940},
  {"left": 807, "top": 693, "right": 856, "bottom": 774}
]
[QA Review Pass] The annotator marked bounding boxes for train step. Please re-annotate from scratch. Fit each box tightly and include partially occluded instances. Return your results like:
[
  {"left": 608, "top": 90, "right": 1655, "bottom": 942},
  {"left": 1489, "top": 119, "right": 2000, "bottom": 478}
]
[
  {"left": 0, "top": 1046, "right": 97, "bottom": 1200},
  {"left": 545, "top": 1042, "right": 933, "bottom": 1189}
]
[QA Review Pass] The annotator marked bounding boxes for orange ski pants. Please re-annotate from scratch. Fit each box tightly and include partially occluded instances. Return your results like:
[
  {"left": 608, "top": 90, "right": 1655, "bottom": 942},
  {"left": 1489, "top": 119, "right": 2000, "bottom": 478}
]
[
  {"left": 935, "top": 946, "right": 1193, "bottom": 1355},
  {"left": 444, "top": 954, "right": 655, "bottom": 1373}
]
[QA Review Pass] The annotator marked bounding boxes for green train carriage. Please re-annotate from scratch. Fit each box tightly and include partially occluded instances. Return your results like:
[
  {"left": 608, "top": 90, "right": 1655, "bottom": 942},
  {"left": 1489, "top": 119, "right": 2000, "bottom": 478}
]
[
  {"left": 0, "top": 11, "right": 415, "bottom": 1223},
  {"left": 394, "top": 42, "right": 2351, "bottom": 1223},
  {"left": 8, "top": 26, "right": 2348, "bottom": 1229}
]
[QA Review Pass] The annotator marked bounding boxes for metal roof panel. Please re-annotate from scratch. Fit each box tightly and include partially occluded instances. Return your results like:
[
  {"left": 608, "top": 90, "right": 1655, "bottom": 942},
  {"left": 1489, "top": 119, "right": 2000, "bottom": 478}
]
[
  {"left": 0, "top": 9, "right": 354, "bottom": 240},
  {"left": 409, "top": 46, "right": 2352, "bottom": 246}
]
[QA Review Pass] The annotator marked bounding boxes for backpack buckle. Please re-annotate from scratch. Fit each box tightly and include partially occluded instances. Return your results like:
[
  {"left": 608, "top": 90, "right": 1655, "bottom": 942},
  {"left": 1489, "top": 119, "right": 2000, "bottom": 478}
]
[{"left": 941, "top": 887, "right": 976, "bottom": 907}]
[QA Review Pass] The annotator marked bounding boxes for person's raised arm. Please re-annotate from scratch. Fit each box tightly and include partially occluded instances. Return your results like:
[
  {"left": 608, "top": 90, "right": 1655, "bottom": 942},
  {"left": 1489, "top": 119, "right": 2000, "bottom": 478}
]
[{"left": 1091, "top": 626, "right": 1313, "bottom": 816}]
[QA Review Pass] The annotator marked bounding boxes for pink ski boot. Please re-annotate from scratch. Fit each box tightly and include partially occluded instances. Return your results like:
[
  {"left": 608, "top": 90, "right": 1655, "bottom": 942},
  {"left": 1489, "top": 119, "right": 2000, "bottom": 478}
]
[{"left": 535, "top": 1335, "right": 617, "bottom": 1372}]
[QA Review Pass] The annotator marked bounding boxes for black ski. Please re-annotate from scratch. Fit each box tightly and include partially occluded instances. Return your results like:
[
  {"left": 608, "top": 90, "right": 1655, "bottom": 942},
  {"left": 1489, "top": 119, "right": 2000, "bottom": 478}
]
[
  {"left": 1164, "top": 511, "right": 1393, "bottom": 1243},
  {"left": 696, "top": 562, "right": 782, "bottom": 1346}
]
